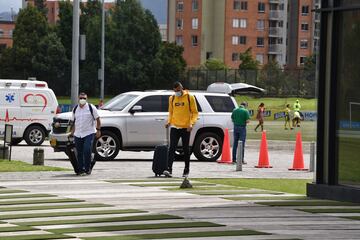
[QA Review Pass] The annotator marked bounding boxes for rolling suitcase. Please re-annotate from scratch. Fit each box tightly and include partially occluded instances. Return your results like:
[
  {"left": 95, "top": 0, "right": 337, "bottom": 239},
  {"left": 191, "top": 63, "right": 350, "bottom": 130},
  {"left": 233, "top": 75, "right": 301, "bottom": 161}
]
[
  {"left": 66, "top": 136, "right": 96, "bottom": 174},
  {"left": 152, "top": 128, "right": 169, "bottom": 177}
]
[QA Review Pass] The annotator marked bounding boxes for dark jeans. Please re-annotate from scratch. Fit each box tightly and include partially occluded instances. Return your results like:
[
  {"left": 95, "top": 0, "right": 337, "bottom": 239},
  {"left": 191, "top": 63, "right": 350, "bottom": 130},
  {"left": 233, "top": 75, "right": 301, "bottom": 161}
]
[
  {"left": 75, "top": 133, "right": 95, "bottom": 173},
  {"left": 232, "top": 125, "right": 246, "bottom": 162},
  {"left": 168, "top": 128, "right": 190, "bottom": 172}
]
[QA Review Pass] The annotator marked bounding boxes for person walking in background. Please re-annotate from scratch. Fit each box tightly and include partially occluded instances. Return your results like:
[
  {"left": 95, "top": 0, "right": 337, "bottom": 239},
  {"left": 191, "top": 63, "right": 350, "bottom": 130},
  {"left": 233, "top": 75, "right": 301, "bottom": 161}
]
[
  {"left": 164, "top": 82, "right": 198, "bottom": 178},
  {"left": 284, "top": 104, "right": 293, "bottom": 130},
  {"left": 293, "top": 99, "right": 303, "bottom": 120},
  {"left": 254, "top": 103, "right": 265, "bottom": 132},
  {"left": 231, "top": 102, "right": 250, "bottom": 164},
  {"left": 70, "top": 93, "right": 101, "bottom": 176}
]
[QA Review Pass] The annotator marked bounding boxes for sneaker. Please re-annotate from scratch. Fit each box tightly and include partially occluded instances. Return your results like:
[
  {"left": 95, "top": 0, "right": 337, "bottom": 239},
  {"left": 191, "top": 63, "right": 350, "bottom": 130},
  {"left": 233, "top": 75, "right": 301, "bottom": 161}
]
[
  {"left": 242, "top": 161, "right": 247, "bottom": 165},
  {"left": 182, "top": 168, "right": 189, "bottom": 177},
  {"left": 163, "top": 170, "right": 172, "bottom": 178},
  {"left": 80, "top": 172, "right": 87, "bottom": 176}
]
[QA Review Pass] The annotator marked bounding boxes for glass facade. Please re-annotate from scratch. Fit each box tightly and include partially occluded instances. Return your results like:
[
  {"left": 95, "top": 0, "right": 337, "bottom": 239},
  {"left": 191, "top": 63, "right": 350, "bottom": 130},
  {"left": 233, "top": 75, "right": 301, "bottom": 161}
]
[{"left": 336, "top": 4, "right": 360, "bottom": 187}]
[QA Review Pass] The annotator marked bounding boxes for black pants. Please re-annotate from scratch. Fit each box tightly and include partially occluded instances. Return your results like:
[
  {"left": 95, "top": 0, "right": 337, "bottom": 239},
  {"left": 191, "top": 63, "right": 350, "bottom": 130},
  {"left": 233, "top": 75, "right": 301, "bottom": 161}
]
[{"left": 168, "top": 128, "right": 190, "bottom": 171}]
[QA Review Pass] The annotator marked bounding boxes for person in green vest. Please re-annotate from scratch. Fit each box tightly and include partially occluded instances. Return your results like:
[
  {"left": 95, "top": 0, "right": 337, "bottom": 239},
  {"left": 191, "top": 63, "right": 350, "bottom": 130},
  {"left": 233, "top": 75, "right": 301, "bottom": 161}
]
[
  {"left": 294, "top": 99, "right": 301, "bottom": 112},
  {"left": 231, "top": 102, "right": 250, "bottom": 164}
]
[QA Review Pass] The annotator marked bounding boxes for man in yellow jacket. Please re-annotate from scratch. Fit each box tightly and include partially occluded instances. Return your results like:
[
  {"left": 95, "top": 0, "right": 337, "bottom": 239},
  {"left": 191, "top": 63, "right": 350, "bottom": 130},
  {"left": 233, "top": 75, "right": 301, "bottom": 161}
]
[{"left": 165, "top": 82, "right": 198, "bottom": 177}]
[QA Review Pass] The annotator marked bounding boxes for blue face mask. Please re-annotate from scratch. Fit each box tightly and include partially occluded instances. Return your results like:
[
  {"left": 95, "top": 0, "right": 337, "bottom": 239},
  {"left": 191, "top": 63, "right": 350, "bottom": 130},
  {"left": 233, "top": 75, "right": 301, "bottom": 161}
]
[{"left": 174, "top": 91, "right": 182, "bottom": 97}]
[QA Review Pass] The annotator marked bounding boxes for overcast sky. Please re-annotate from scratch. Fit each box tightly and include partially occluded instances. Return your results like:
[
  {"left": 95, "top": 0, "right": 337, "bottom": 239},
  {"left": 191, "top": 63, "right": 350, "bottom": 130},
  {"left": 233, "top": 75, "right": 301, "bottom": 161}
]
[{"left": 0, "top": 0, "right": 166, "bottom": 23}]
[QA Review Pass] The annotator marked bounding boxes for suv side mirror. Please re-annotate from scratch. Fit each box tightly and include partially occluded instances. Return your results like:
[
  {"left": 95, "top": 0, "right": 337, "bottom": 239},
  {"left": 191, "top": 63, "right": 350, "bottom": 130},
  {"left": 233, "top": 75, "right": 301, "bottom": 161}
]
[{"left": 129, "top": 105, "right": 142, "bottom": 114}]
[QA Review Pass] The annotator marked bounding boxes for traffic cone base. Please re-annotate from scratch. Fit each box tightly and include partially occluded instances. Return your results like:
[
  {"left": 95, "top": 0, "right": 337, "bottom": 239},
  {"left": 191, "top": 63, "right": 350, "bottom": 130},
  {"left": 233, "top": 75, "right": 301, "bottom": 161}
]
[
  {"left": 255, "top": 131, "right": 272, "bottom": 168},
  {"left": 289, "top": 131, "right": 308, "bottom": 171},
  {"left": 218, "top": 128, "right": 232, "bottom": 164}
]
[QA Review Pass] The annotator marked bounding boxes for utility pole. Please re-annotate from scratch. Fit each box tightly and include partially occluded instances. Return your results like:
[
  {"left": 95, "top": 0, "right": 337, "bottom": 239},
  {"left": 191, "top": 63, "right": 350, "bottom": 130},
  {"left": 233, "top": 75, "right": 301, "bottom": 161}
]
[
  {"left": 71, "top": 0, "right": 80, "bottom": 107},
  {"left": 100, "top": 0, "right": 105, "bottom": 100}
]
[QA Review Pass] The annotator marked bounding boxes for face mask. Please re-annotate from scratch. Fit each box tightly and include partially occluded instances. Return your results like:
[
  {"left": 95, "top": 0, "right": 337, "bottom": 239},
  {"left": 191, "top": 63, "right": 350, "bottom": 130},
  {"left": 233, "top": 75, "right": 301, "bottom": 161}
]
[
  {"left": 174, "top": 91, "right": 182, "bottom": 97},
  {"left": 79, "top": 99, "right": 87, "bottom": 105}
]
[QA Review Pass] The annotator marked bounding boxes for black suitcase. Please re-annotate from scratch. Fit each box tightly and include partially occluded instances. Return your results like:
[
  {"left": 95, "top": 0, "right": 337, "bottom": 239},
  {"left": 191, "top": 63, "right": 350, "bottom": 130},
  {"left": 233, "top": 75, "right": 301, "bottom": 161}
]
[
  {"left": 152, "top": 128, "right": 169, "bottom": 177},
  {"left": 66, "top": 137, "right": 96, "bottom": 174}
]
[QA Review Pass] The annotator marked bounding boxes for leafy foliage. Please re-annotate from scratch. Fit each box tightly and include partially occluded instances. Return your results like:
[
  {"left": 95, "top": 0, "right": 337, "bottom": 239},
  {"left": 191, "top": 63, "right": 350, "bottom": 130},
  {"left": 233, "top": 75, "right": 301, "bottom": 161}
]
[{"left": 203, "top": 58, "right": 228, "bottom": 70}]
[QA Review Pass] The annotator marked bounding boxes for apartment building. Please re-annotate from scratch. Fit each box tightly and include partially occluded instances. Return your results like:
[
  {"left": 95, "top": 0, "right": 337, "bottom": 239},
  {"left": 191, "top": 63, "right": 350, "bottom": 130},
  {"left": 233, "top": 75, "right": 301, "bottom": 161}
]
[
  {"left": 168, "top": 0, "right": 318, "bottom": 68},
  {"left": 0, "top": 21, "right": 15, "bottom": 51}
]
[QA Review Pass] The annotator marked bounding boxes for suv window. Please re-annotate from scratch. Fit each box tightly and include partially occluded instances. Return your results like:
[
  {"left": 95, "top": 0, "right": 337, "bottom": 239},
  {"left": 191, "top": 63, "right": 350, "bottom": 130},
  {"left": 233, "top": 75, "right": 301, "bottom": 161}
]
[
  {"left": 102, "top": 94, "right": 137, "bottom": 111},
  {"left": 205, "top": 96, "right": 235, "bottom": 112},
  {"left": 135, "top": 96, "right": 163, "bottom": 112},
  {"left": 162, "top": 95, "right": 202, "bottom": 112}
]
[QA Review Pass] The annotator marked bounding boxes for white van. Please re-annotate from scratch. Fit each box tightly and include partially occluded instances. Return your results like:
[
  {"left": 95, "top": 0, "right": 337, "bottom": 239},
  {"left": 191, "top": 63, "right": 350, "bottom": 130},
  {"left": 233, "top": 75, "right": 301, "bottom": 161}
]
[{"left": 0, "top": 79, "right": 59, "bottom": 146}]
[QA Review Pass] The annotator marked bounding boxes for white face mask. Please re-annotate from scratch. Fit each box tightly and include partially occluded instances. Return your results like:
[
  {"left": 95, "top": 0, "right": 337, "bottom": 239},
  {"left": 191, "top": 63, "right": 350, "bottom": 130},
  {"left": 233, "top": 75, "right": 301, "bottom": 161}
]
[
  {"left": 174, "top": 91, "right": 182, "bottom": 97},
  {"left": 79, "top": 99, "right": 87, "bottom": 105}
]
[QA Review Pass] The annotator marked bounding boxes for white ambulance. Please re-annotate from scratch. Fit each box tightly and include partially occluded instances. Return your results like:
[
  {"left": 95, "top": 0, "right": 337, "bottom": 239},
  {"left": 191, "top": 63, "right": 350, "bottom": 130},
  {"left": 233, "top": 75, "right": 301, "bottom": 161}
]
[{"left": 0, "top": 79, "right": 59, "bottom": 146}]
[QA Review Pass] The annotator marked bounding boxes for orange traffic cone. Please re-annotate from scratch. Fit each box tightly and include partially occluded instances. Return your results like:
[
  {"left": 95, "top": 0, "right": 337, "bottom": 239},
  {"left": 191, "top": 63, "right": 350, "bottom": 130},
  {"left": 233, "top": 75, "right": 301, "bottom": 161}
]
[
  {"left": 255, "top": 131, "right": 272, "bottom": 168},
  {"left": 217, "top": 128, "right": 232, "bottom": 164},
  {"left": 289, "top": 132, "right": 308, "bottom": 171}
]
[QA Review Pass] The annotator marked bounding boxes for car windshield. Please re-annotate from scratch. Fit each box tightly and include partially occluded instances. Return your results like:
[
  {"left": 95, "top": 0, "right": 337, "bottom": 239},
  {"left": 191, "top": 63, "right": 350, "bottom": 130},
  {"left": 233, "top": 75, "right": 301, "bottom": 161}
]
[{"left": 101, "top": 94, "right": 138, "bottom": 111}]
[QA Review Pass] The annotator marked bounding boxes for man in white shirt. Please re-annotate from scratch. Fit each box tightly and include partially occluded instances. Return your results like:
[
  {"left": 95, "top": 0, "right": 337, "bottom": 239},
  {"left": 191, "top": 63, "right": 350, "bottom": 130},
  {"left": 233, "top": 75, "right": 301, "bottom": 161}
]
[{"left": 70, "top": 93, "right": 101, "bottom": 175}]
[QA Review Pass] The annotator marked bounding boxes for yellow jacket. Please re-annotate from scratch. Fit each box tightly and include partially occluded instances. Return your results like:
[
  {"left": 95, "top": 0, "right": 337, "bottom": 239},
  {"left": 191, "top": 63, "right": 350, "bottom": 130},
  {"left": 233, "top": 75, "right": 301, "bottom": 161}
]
[{"left": 167, "top": 91, "right": 199, "bottom": 128}]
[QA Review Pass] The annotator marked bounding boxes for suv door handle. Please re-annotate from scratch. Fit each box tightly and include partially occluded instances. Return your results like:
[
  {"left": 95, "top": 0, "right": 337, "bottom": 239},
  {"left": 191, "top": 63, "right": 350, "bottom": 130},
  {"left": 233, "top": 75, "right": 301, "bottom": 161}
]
[{"left": 155, "top": 118, "right": 165, "bottom": 121}]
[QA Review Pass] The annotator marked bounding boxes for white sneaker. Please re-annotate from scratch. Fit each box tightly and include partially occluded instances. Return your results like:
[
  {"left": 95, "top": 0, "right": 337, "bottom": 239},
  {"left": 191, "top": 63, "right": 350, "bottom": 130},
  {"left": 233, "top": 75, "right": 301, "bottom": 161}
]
[{"left": 163, "top": 170, "right": 172, "bottom": 178}]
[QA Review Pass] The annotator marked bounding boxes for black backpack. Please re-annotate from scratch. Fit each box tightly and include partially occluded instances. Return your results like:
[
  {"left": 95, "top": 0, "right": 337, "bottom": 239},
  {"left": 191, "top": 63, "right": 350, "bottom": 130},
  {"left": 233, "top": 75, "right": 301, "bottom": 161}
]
[{"left": 72, "top": 104, "right": 95, "bottom": 120}]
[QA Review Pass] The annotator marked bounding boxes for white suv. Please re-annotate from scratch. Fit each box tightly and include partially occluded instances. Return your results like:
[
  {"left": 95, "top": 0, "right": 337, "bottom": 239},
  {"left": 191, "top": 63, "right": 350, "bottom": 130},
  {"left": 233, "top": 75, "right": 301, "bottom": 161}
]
[{"left": 50, "top": 91, "right": 237, "bottom": 161}]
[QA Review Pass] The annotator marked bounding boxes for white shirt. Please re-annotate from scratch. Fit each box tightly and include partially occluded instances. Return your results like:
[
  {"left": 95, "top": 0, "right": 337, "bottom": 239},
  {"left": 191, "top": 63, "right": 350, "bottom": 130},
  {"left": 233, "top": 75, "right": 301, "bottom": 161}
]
[{"left": 72, "top": 103, "right": 99, "bottom": 138}]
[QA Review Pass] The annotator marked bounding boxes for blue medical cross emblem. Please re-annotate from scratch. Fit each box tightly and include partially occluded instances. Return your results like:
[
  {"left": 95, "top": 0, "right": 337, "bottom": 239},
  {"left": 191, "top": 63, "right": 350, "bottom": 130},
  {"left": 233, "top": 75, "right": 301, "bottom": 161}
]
[{"left": 5, "top": 93, "right": 15, "bottom": 103}]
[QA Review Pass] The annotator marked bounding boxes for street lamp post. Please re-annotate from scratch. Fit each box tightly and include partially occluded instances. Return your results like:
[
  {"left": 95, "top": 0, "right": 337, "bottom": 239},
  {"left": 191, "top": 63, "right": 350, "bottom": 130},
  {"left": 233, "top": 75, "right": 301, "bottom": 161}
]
[
  {"left": 100, "top": 0, "right": 105, "bottom": 101},
  {"left": 71, "top": 0, "right": 80, "bottom": 107}
]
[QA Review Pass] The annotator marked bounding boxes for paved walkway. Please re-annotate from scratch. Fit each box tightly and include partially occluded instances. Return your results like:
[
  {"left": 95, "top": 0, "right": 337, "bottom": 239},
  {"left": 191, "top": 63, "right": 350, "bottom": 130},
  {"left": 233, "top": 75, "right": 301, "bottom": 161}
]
[{"left": 2, "top": 141, "right": 358, "bottom": 239}]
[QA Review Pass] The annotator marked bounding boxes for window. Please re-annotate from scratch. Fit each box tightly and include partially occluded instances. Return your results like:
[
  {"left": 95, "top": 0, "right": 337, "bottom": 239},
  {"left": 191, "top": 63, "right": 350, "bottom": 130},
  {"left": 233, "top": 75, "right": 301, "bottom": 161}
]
[
  {"left": 257, "top": 37, "right": 264, "bottom": 47},
  {"left": 232, "top": 36, "right": 239, "bottom": 45},
  {"left": 192, "top": 0, "right": 198, "bottom": 11},
  {"left": 103, "top": 94, "right": 137, "bottom": 111},
  {"left": 240, "top": 19, "right": 247, "bottom": 28},
  {"left": 302, "top": 5, "right": 309, "bottom": 15},
  {"left": 192, "top": 18, "right": 198, "bottom": 29},
  {"left": 299, "top": 56, "right": 306, "bottom": 65},
  {"left": 233, "top": 0, "right": 240, "bottom": 10},
  {"left": 233, "top": 19, "right": 247, "bottom": 28},
  {"left": 205, "top": 96, "right": 236, "bottom": 112},
  {"left": 135, "top": 96, "right": 163, "bottom": 112},
  {"left": 176, "top": 35, "right": 183, "bottom": 46},
  {"left": 256, "top": 54, "right": 264, "bottom": 64},
  {"left": 257, "top": 20, "right": 265, "bottom": 30},
  {"left": 176, "top": 1, "right": 184, "bottom": 12},
  {"left": 206, "top": 52, "right": 213, "bottom": 59},
  {"left": 241, "top": 1, "right": 248, "bottom": 10},
  {"left": 258, "top": 2, "right": 265, "bottom": 13},
  {"left": 239, "top": 36, "right": 247, "bottom": 44},
  {"left": 301, "top": 23, "right": 309, "bottom": 31},
  {"left": 232, "top": 53, "right": 239, "bottom": 61},
  {"left": 191, "top": 35, "right": 198, "bottom": 46},
  {"left": 176, "top": 19, "right": 183, "bottom": 29},
  {"left": 300, "top": 39, "right": 308, "bottom": 49},
  {"left": 0, "top": 29, "right": 3, "bottom": 37},
  {"left": 232, "top": 19, "right": 239, "bottom": 28}
]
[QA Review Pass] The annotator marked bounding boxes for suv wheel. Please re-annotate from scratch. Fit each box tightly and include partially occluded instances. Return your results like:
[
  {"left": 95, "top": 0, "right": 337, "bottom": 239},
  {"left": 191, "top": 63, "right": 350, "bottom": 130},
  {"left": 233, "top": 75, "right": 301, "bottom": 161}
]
[
  {"left": 94, "top": 130, "right": 120, "bottom": 161},
  {"left": 193, "top": 132, "right": 222, "bottom": 161},
  {"left": 24, "top": 126, "right": 45, "bottom": 146}
]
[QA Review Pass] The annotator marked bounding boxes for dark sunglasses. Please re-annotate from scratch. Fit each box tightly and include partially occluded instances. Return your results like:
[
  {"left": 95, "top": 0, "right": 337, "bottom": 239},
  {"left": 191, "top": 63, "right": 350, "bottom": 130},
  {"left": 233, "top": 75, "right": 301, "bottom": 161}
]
[{"left": 79, "top": 97, "right": 87, "bottom": 100}]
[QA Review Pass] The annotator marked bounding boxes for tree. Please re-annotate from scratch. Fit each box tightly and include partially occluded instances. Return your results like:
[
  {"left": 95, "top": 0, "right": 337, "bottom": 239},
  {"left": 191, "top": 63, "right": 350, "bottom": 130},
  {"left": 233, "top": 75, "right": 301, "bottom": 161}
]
[
  {"left": 34, "top": 0, "right": 48, "bottom": 17},
  {"left": 57, "top": 0, "right": 73, "bottom": 60},
  {"left": 153, "top": 42, "right": 186, "bottom": 88},
  {"left": 239, "top": 48, "right": 259, "bottom": 70},
  {"left": 238, "top": 48, "right": 259, "bottom": 84},
  {"left": 106, "top": 0, "right": 161, "bottom": 92},
  {"left": 0, "top": 48, "right": 15, "bottom": 79},
  {"left": 202, "top": 58, "right": 228, "bottom": 70},
  {"left": 259, "top": 59, "right": 285, "bottom": 95},
  {"left": 32, "top": 33, "right": 70, "bottom": 94},
  {"left": 12, "top": 6, "right": 48, "bottom": 78}
]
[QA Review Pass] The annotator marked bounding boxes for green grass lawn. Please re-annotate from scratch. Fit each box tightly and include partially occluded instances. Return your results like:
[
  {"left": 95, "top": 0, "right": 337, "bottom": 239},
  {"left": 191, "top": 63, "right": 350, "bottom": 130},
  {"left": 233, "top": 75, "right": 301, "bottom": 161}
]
[
  {"left": 247, "top": 121, "right": 316, "bottom": 141},
  {"left": 0, "top": 160, "right": 68, "bottom": 172},
  {"left": 235, "top": 96, "right": 317, "bottom": 113},
  {"left": 338, "top": 137, "right": 360, "bottom": 185},
  {"left": 196, "top": 178, "right": 311, "bottom": 195},
  {"left": 57, "top": 96, "right": 112, "bottom": 105}
]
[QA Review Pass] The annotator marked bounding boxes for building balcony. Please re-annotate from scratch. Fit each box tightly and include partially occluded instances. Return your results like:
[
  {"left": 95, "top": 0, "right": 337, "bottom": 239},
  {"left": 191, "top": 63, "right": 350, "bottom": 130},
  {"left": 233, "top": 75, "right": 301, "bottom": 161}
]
[
  {"left": 268, "top": 44, "right": 283, "bottom": 54},
  {"left": 269, "top": 11, "right": 285, "bottom": 20},
  {"left": 269, "top": 27, "right": 283, "bottom": 37},
  {"left": 314, "top": 29, "right": 320, "bottom": 38}
]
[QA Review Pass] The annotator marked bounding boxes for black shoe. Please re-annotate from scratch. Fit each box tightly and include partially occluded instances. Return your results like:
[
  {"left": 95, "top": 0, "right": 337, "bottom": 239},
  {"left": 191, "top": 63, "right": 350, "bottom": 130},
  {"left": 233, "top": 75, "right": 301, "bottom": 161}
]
[
  {"left": 182, "top": 168, "right": 189, "bottom": 177},
  {"left": 242, "top": 161, "right": 247, "bottom": 165},
  {"left": 86, "top": 171, "right": 92, "bottom": 175}
]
